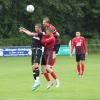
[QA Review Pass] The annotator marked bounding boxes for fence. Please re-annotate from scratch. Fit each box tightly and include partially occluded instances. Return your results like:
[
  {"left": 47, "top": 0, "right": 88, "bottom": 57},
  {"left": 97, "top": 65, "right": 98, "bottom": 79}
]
[
  {"left": 0, "top": 45, "right": 75, "bottom": 56},
  {"left": 0, "top": 44, "right": 100, "bottom": 57}
]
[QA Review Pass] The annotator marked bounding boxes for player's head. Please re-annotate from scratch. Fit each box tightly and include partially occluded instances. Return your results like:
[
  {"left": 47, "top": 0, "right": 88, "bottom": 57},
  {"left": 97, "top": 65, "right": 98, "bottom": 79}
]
[
  {"left": 76, "top": 32, "right": 81, "bottom": 37},
  {"left": 45, "top": 28, "right": 53, "bottom": 36},
  {"left": 43, "top": 17, "right": 50, "bottom": 27},
  {"left": 35, "top": 23, "right": 42, "bottom": 32}
]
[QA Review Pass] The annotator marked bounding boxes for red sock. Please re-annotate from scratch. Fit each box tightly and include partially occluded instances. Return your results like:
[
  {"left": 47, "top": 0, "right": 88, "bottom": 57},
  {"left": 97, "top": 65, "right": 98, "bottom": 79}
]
[
  {"left": 81, "top": 64, "right": 85, "bottom": 75},
  {"left": 77, "top": 64, "right": 80, "bottom": 75},
  {"left": 44, "top": 72, "right": 50, "bottom": 81},
  {"left": 50, "top": 71, "right": 57, "bottom": 79},
  {"left": 50, "top": 58, "right": 56, "bottom": 66}
]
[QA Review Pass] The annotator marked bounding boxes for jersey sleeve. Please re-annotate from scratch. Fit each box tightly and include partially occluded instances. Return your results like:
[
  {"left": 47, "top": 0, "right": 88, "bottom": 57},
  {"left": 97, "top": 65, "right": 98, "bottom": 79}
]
[
  {"left": 50, "top": 25, "right": 56, "bottom": 31},
  {"left": 70, "top": 38, "right": 75, "bottom": 54}
]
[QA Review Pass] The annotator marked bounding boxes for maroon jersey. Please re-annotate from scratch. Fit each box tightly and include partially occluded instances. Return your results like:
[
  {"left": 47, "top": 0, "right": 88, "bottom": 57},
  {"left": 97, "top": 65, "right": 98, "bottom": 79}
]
[
  {"left": 46, "top": 23, "right": 60, "bottom": 44},
  {"left": 70, "top": 36, "right": 87, "bottom": 54},
  {"left": 41, "top": 35, "right": 55, "bottom": 52}
]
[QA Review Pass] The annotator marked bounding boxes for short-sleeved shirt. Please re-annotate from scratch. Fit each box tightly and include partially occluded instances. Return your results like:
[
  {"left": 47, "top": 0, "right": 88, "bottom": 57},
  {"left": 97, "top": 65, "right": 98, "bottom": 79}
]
[
  {"left": 46, "top": 24, "right": 60, "bottom": 44},
  {"left": 32, "top": 32, "right": 43, "bottom": 48},
  {"left": 71, "top": 36, "right": 87, "bottom": 54}
]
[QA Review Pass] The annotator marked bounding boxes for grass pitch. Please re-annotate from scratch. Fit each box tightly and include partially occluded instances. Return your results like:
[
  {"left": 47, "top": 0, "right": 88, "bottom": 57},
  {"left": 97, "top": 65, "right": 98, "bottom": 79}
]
[{"left": 0, "top": 54, "right": 100, "bottom": 100}]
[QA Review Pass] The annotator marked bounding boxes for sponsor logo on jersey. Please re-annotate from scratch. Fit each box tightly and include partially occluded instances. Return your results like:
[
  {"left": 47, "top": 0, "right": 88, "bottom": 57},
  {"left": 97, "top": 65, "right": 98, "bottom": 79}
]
[{"left": 33, "top": 36, "right": 40, "bottom": 40}]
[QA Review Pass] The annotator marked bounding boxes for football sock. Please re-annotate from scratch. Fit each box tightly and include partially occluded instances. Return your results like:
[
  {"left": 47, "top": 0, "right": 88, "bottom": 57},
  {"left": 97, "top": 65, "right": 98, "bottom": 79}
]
[
  {"left": 50, "top": 71, "right": 57, "bottom": 79},
  {"left": 77, "top": 64, "right": 80, "bottom": 75},
  {"left": 33, "top": 67, "right": 40, "bottom": 80},
  {"left": 33, "top": 70, "right": 36, "bottom": 80},
  {"left": 44, "top": 72, "right": 50, "bottom": 81},
  {"left": 81, "top": 64, "right": 85, "bottom": 75},
  {"left": 35, "top": 67, "right": 40, "bottom": 77}
]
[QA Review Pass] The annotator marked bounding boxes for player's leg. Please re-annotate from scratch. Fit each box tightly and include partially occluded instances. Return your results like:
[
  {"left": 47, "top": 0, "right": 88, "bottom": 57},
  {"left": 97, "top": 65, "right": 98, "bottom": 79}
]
[
  {"left": 50, "top": 51, "right": 56, "bottom": 67},
  {"left": 80, "top": 61, "right": 85, "bottom": 76},
  {"left": 76, "top": 62, "right": 81, "bottom": 75},
  {"left": 42, "top": 65, "right": 53, "bottom": 89},
  {"left": 80, "top": 54, "right": 85, "bottom": 76},
  {"left": 32, "top": 49, "right": 42, "bottom": 91},
  {"left": 50, "top": 44, "right": 60, "bottom": 67},
  {"left": 31, "top": 51, "right": 36, "bottom": 81},
  {"left": 41, "top": 53, "right": 53, "bottom": 89},
  {"left": 46, "top": 52, "right": 60, "bottom": 88},
  {"left": 42, "top": 65, "right": 50, "bottom": 82},
  {"left": 46, "top": 66, "right": 60, "bottom": 88},
  {"left": 32, "top": 63, "right": 41, "bottom": 91},
  {"left": 76, "top": 54, "right": 81, "bottom": 75}
]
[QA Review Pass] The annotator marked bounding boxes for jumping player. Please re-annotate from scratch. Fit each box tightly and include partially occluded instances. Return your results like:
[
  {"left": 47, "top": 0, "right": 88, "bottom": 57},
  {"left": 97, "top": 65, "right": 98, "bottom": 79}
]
[
  {"left": 41, "top": 28, "right": 60, "bottom": 89},
  {"left": 19, "top": 24, "right": 43, "bottom": 91},
  {"left": 70, "top": 32, "right": 88, "bottom": 76},
  {"left": 43, "top": 17, "right": 60, "bottom": 67}
]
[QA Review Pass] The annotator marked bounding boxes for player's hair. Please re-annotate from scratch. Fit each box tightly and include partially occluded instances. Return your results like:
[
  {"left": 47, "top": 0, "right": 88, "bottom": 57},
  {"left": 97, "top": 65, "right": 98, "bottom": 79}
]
[
  {"left": 43, "top": 17, "right": 50, "bottom": 23},
  {"left": 35, "top": 23, "right": 42, "bottom": 28},
  {"left": 76, "top": 31, "right": 81, "bottom": 34}
]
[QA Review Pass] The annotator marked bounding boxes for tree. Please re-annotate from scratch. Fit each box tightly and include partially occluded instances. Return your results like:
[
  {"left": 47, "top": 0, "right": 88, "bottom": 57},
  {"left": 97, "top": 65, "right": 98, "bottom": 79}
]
[{"left": 0, "top": 0, "right": 100, "bottom": 44}]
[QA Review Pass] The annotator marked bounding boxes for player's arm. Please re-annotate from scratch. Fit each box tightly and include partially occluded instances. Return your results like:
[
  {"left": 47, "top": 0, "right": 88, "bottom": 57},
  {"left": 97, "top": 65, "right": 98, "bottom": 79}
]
[
  {"left": 41, "top": 36, "right": 55, "bottom": 44},
  {"left": 19, "top": 27, "right": 38, "bottom": 36},
  {"left": 83, "top": 37, "right": 88, "bottom": 55},
  {"left": 53, "top": 30, "right": 60, "bottom": 37},
  {"left": 55, "top": 31, "right": 60, "bottom": 37},
  {"left": 50, "top": 25, "right": 60, "bottom": 37},
  {"left": 70, "top": 39, "right": 75, "bottom": 56}
]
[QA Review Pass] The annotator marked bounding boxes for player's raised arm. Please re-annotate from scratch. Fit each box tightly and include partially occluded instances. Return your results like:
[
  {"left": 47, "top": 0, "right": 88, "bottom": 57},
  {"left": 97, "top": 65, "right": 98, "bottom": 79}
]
[{"left": 19, "top": 27, "right": 38, "bottom": 36}]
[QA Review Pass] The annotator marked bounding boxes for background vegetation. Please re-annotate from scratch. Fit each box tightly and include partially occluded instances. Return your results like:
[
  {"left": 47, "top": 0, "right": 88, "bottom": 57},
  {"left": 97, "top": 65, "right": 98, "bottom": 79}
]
[{"left": 0, "top": 0, "right": 100, "bottom": 52}]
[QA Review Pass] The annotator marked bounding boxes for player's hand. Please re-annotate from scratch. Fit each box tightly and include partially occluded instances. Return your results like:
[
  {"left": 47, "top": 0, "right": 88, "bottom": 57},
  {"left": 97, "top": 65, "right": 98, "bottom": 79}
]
[
  {"left": 70, "top": 53, "right": 72, "bottom": 57},
  {"left": 19, "top": 27, "right": 27, "bottom": 32},
  {"left": 85, "top": 52, "right": 88, "bottom": 56},
  {"left": 19, "top": 27, "right": 24, "bottom": 32}
]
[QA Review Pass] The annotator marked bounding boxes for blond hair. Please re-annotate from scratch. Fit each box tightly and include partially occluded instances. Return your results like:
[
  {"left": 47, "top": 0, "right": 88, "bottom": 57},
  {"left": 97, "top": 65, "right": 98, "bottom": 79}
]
[{"left": 43, "top": 17, "right": 50, "bottom": 23}]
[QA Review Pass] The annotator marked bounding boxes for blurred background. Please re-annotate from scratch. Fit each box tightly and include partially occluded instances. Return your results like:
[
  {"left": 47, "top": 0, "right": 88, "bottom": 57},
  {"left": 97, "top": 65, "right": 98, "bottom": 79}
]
[{"left": 0, "top": 0, "right": 100, "bottom": 53}]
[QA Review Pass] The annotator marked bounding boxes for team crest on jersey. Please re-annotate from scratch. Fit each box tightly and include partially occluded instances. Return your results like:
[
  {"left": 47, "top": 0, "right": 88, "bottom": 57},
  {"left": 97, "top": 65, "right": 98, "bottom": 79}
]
[{"left": 76, "top": 42, "right": 82, "bottom": 46}]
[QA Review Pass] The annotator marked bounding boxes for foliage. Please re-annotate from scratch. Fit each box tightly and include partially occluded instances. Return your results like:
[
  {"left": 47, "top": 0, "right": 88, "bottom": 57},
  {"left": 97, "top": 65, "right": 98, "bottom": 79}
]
[{"left": 0, "top": 0, "right": 100, "bottom": 45}]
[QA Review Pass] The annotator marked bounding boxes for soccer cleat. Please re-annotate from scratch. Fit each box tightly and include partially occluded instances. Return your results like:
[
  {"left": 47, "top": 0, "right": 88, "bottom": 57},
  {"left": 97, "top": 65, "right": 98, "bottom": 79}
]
[
  {"left": 32, "top": 81, "right": 40, "bottom": 91},
  {"left": 56, "top": 79, "right": 60, "bottom": 88},
  {"left": 47, "top": 81, "right": 53, "bottom": 89}
]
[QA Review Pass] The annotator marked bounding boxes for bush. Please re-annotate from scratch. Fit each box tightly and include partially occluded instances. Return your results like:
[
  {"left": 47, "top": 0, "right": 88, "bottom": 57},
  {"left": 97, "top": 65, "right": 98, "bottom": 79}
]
[{"left": 0, "top": 36, "right": 31, "bottom": 47}]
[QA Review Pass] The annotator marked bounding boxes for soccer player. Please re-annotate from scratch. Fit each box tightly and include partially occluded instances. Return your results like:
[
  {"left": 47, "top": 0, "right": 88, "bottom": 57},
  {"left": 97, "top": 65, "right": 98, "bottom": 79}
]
[
  {"left": 41, "top": 28, "right": 60, "bottom": 89},
  {"left": 19, "top": 24, "right": 43, "bottom": 91},
  {"left": 43, "top": 17, "right": 60, "bottom": 67},
  {"left": 70, "top": 32, "right": 88, "bottom": 76}
]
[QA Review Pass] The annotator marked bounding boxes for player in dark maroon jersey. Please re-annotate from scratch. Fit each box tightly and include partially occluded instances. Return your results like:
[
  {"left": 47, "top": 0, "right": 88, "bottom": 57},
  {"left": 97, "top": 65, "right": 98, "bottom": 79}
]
[
  {"left": 70, "top": 32, "right": 88, "bottom": 76},
  {"left": 41, "top": 28, "right": 60, "bottom": 89},
  {"left": 43, "top": 17, "right": 60, "bottom": 67},
  {"left": 19, "top": 24, "right": 43, "bottom": 91}
]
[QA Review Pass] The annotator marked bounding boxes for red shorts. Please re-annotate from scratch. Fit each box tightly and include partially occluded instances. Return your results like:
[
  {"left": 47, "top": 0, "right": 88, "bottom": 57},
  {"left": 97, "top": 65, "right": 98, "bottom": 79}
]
[{"left": 41, "top": 51, "right": 53, "bottom": 65}]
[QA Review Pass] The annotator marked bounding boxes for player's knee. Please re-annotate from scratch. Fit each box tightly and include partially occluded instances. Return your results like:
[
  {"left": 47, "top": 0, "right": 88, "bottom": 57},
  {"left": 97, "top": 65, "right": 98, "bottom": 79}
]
[
  {"left": 41, "top": 65, "right": 46, "bottom": 73},
  {"left": 32, "top": 63, "right": 38, "bottom": 70},
  {"left": 77, "top": 62, "right": 80, "bottom": 65}
]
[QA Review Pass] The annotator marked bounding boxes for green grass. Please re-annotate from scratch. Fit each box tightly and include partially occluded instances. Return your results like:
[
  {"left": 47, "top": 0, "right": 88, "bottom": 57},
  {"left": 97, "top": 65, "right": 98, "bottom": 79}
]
[{"left": 0, "top": 54, "right": 100, "bottom": 100}]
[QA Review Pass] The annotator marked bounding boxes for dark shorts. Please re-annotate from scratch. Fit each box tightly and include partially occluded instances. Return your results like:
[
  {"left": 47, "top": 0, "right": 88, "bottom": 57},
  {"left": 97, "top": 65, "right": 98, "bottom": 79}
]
[
  {"left": 41, "top": 51, "right": 53, "bottom": 65},
  {"left": 76, "top": 54, "right": 85, "bottom": 62},
  {"left": 31, "top": 48, "right": 42, "bottom": 65},
  {"left": 54, "top": 43, "right": 60, "bottom": 54}
]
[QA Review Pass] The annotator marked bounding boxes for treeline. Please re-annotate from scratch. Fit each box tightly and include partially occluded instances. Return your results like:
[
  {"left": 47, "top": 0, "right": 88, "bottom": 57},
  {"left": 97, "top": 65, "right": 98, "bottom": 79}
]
[{"left": 0, "top": 0, "right": 100, "bottom": 46}]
